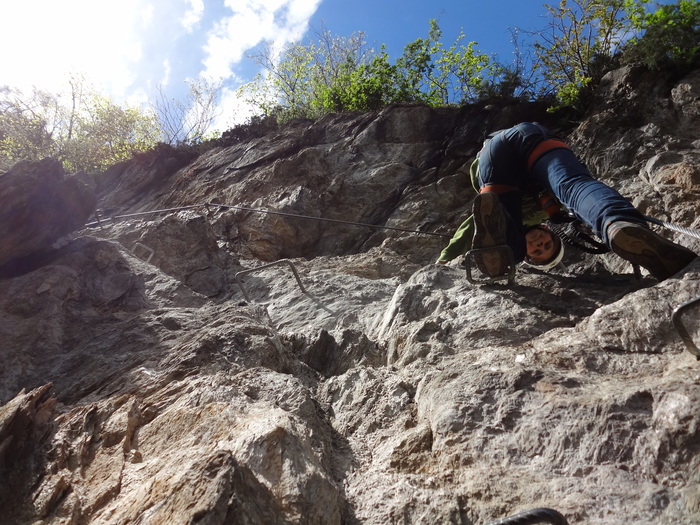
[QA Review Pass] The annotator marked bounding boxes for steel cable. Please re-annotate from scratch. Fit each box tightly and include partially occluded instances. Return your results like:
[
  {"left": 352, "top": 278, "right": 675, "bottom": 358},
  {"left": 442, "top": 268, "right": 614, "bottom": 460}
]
[
  {"left": 84, "top": 202, "right": 452, "bottom": 238},
  {"left": 645, "top": 215, "right": 700, "bottom": 241},
  {"left": 82, "top": 205, "right": 700, "bottom": 244}
]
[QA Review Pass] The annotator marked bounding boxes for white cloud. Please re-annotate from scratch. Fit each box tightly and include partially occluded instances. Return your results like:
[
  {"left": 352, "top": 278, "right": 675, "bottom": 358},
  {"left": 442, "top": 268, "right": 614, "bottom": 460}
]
[
  {"left": 212, "top": 84, "right": 270, "bottom": 130},
  {"left": 0, "top": 0, "right": 150, "bottom": 97},
  {"left": 0, "top": 0, "right": 322, "bottom": 133},
  {"left": 141, "top": 2, "right": 155, "bottom": 26},
  {"left": 162, "top": 59, "right": 173, "bottom": 88},
  {"left": 181, "top": 0, "right": 205, "bottom": 32},
  {"left": 201, "top": 0, "right": 322, "bottom": 81}
]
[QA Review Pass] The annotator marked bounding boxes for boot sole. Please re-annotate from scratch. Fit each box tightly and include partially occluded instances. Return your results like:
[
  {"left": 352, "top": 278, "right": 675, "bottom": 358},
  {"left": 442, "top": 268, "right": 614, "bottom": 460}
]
[
  {"left": 610, "top": 222, "right": 697, "bottom": 281},
  {"left": 472, "top": 193, "right": 509, "bottom": 276}
]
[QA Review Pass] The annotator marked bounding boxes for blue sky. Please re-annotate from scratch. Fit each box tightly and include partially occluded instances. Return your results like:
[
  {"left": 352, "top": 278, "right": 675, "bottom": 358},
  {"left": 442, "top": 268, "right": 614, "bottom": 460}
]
[
  {"left": 313, "top": 1, "right": 546, "bottom": 65},
  {"left": 0, "top": 1, "right": 639, "bottom": 131}
]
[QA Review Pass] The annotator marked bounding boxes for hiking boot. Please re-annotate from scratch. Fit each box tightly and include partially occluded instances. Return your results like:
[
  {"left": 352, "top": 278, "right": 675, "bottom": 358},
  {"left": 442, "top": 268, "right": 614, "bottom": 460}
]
[
  {"left": 608, "top": 221, "right": 698, "bottom": 281},
  {"left": 472, "top": 192, "right": 510, "bottom": 277}
]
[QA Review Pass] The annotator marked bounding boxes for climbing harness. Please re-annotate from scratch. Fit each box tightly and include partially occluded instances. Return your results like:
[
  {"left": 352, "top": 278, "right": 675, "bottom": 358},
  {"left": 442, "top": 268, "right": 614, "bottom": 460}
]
[
  {"left": 462, "top": 212, "right": 699, "bottom": 287},
  {"left": 485, "top": 507, "right": 568, "bottom": 525},
  {"left": 548, "top": 220, "right": 609, "bottom": 255},
  {"left": 546, "top": 213, "right": 700, "bottom": 255}
]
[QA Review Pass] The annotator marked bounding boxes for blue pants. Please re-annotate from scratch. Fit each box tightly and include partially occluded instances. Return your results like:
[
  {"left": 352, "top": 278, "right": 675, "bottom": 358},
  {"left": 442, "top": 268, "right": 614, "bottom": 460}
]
[{"left": 478, "top": 122, "right": 646, "bottom": 261}]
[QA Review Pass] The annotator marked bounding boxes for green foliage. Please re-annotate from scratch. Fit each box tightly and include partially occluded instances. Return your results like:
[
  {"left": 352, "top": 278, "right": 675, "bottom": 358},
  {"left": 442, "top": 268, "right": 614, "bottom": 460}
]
[
  {"left": 622, "top": 0, "right": 700, "bottom": 70},
  {"left": 240, "top": 3, "right": 699, "bottom": 118},
  {"left": 0, "top": 78, "right": 161, "bottom": 174},
  {"left": 240, "top": 20, "right": 497, "bottom": 122},
  {"left": 532, "top": 0, "right": 650, "bottom": 109},
  {"left": 61, "top": 93, "right": 161, "bottom": 173},
  {"left": 0, "top": 86, "right": 62, "bottom": 169},
  {"left": 313, "top": 48, "right": 398, "bottom": 111},
  {"left": 393, "top": 20, "right": 496, "bottom": 106},
  {"left": 475, "top": 65, "right": 534, "bottom": 105},
  {"left": 240, "top": 28, "right": 376, "bottom": 121},
  {"left": 8, "top": 1, "right": 697, "bottom": 173},
  {"left": 434, "top": 32, "right": 494, "bottom": 104},
  {"left": 244, "top": 2, "right": 700, "bottom": 117},
  {"left": 394, "top": 20, "right": 442, "bottom": 104}
]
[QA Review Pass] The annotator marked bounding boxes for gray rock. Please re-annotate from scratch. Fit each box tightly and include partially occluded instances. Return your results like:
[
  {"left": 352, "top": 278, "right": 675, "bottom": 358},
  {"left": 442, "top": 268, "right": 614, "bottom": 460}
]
[
  {"left": 0, "top": 158, "right": 96, "bottom": 268},
  {"left": 1, "top": 66, "right": 700, "bottom": 525}
]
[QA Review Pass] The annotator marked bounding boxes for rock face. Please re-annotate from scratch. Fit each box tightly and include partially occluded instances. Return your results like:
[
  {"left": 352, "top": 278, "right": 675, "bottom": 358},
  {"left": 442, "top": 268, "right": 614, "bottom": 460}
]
[
  {"left": 1, "top": 66, "right": 700, "bottom": 525},
  {"left": 0, "top": 158, "right": 96, "bottom": 269}
]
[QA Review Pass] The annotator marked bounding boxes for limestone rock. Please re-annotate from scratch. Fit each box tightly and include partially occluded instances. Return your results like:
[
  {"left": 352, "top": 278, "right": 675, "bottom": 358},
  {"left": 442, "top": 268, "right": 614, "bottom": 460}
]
[
  {"left": 2, "top": 65, "right": 700, "bottom": 525},
  {"left": 0, "top": 158, "right": 96, "bottom": 268},
  {"left": 92, "top": 210, "right": 240, "bottom": 297}
]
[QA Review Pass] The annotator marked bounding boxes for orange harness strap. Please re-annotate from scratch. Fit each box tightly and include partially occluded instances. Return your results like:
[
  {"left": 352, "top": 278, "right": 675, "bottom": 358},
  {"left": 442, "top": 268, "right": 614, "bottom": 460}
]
[
  {"left": 480, "top": 184, "right": 519, "bottom": 194},
  {"left": 527, "top": 139, "right": 570, "bottom": 171},
  {"left": 479, "top": 138, "right": 569, "bottom": 213},
  {"left": 538, "top": 191, "right": 561, "bottom": 217}
]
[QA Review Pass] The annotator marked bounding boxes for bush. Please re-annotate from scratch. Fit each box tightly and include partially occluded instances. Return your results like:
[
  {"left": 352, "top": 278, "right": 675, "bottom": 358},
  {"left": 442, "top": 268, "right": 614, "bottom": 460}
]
[
  {"left": 239, "top": 20, "right": 498, "bottom": 122},
  {"left": 216, "top": 115, "right": 280, "bottom": 147},
  {"left": 532, "top": 0, "right": 648, "bottom": 110},
  {"left": 621, "top": 0, "right": 700, "bottom": 71},
  {"left": 0, "top": 79, "right": 161, "bottom": 174}
]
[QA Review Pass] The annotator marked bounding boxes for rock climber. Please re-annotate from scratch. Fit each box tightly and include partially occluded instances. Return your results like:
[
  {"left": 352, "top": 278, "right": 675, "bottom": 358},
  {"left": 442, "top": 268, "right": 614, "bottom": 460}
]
[{"left": 436, "top": 122, "right": 698, "bottom": 281}]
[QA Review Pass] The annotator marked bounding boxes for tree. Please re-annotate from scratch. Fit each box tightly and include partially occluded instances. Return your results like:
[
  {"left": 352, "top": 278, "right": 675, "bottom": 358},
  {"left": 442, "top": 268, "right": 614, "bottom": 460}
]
[
  {"left": 239, "top": 21, "right": 497, "bottom": 121},
  {"left": 532, "top": 0, "right": 650, "bottom": 107},
  {"left": 62, "top": 92, "right": 161, "bottom": 173},
  {"left": 241, "top": 26, "right": 375, "bottom": 120},
  {"left": 393, "top": 21, "right": 442, "bottom": 104},
  {"left": 315, "top": 47, "right": 401, "bottom": 112},
  {"left": 154, "top": 77, "right": 223, "bottom": 145},
  {"left": 0, "top": 76, "right": 161, "bottom": 173},
  {"left": 475, "top": 28, "right": 542, "bottom": 104},
  {"left": 430, "top": 22, "right": 495, "bottom": 105},
  {"left": 0, "top": 86, "right": 56, "bottom": 170},
  {"left": 622, "top": 0, "right": 700, "bottom": 71}
]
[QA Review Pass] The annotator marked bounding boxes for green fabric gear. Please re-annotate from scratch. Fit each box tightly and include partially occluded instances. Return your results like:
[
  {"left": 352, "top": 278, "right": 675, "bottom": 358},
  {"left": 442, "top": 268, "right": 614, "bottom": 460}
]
[{"left": 438, "top": 158, "right": 551, "bottom": 263}]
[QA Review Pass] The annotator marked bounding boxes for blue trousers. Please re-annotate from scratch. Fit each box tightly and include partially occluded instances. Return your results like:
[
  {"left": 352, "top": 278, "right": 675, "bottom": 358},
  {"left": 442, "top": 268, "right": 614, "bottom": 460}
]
[{"left": 477, "top": 122, "right": 646, "bottom": 262}]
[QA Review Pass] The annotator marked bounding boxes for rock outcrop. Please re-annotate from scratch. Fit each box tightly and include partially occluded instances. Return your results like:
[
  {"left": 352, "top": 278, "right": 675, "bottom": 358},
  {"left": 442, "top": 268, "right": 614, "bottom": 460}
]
[
  {"left": 0, "top": 158, "right": 96, "bottom": 270},
  {"left": 1, "top": 66, "right": 700, "bottom": 525}
]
